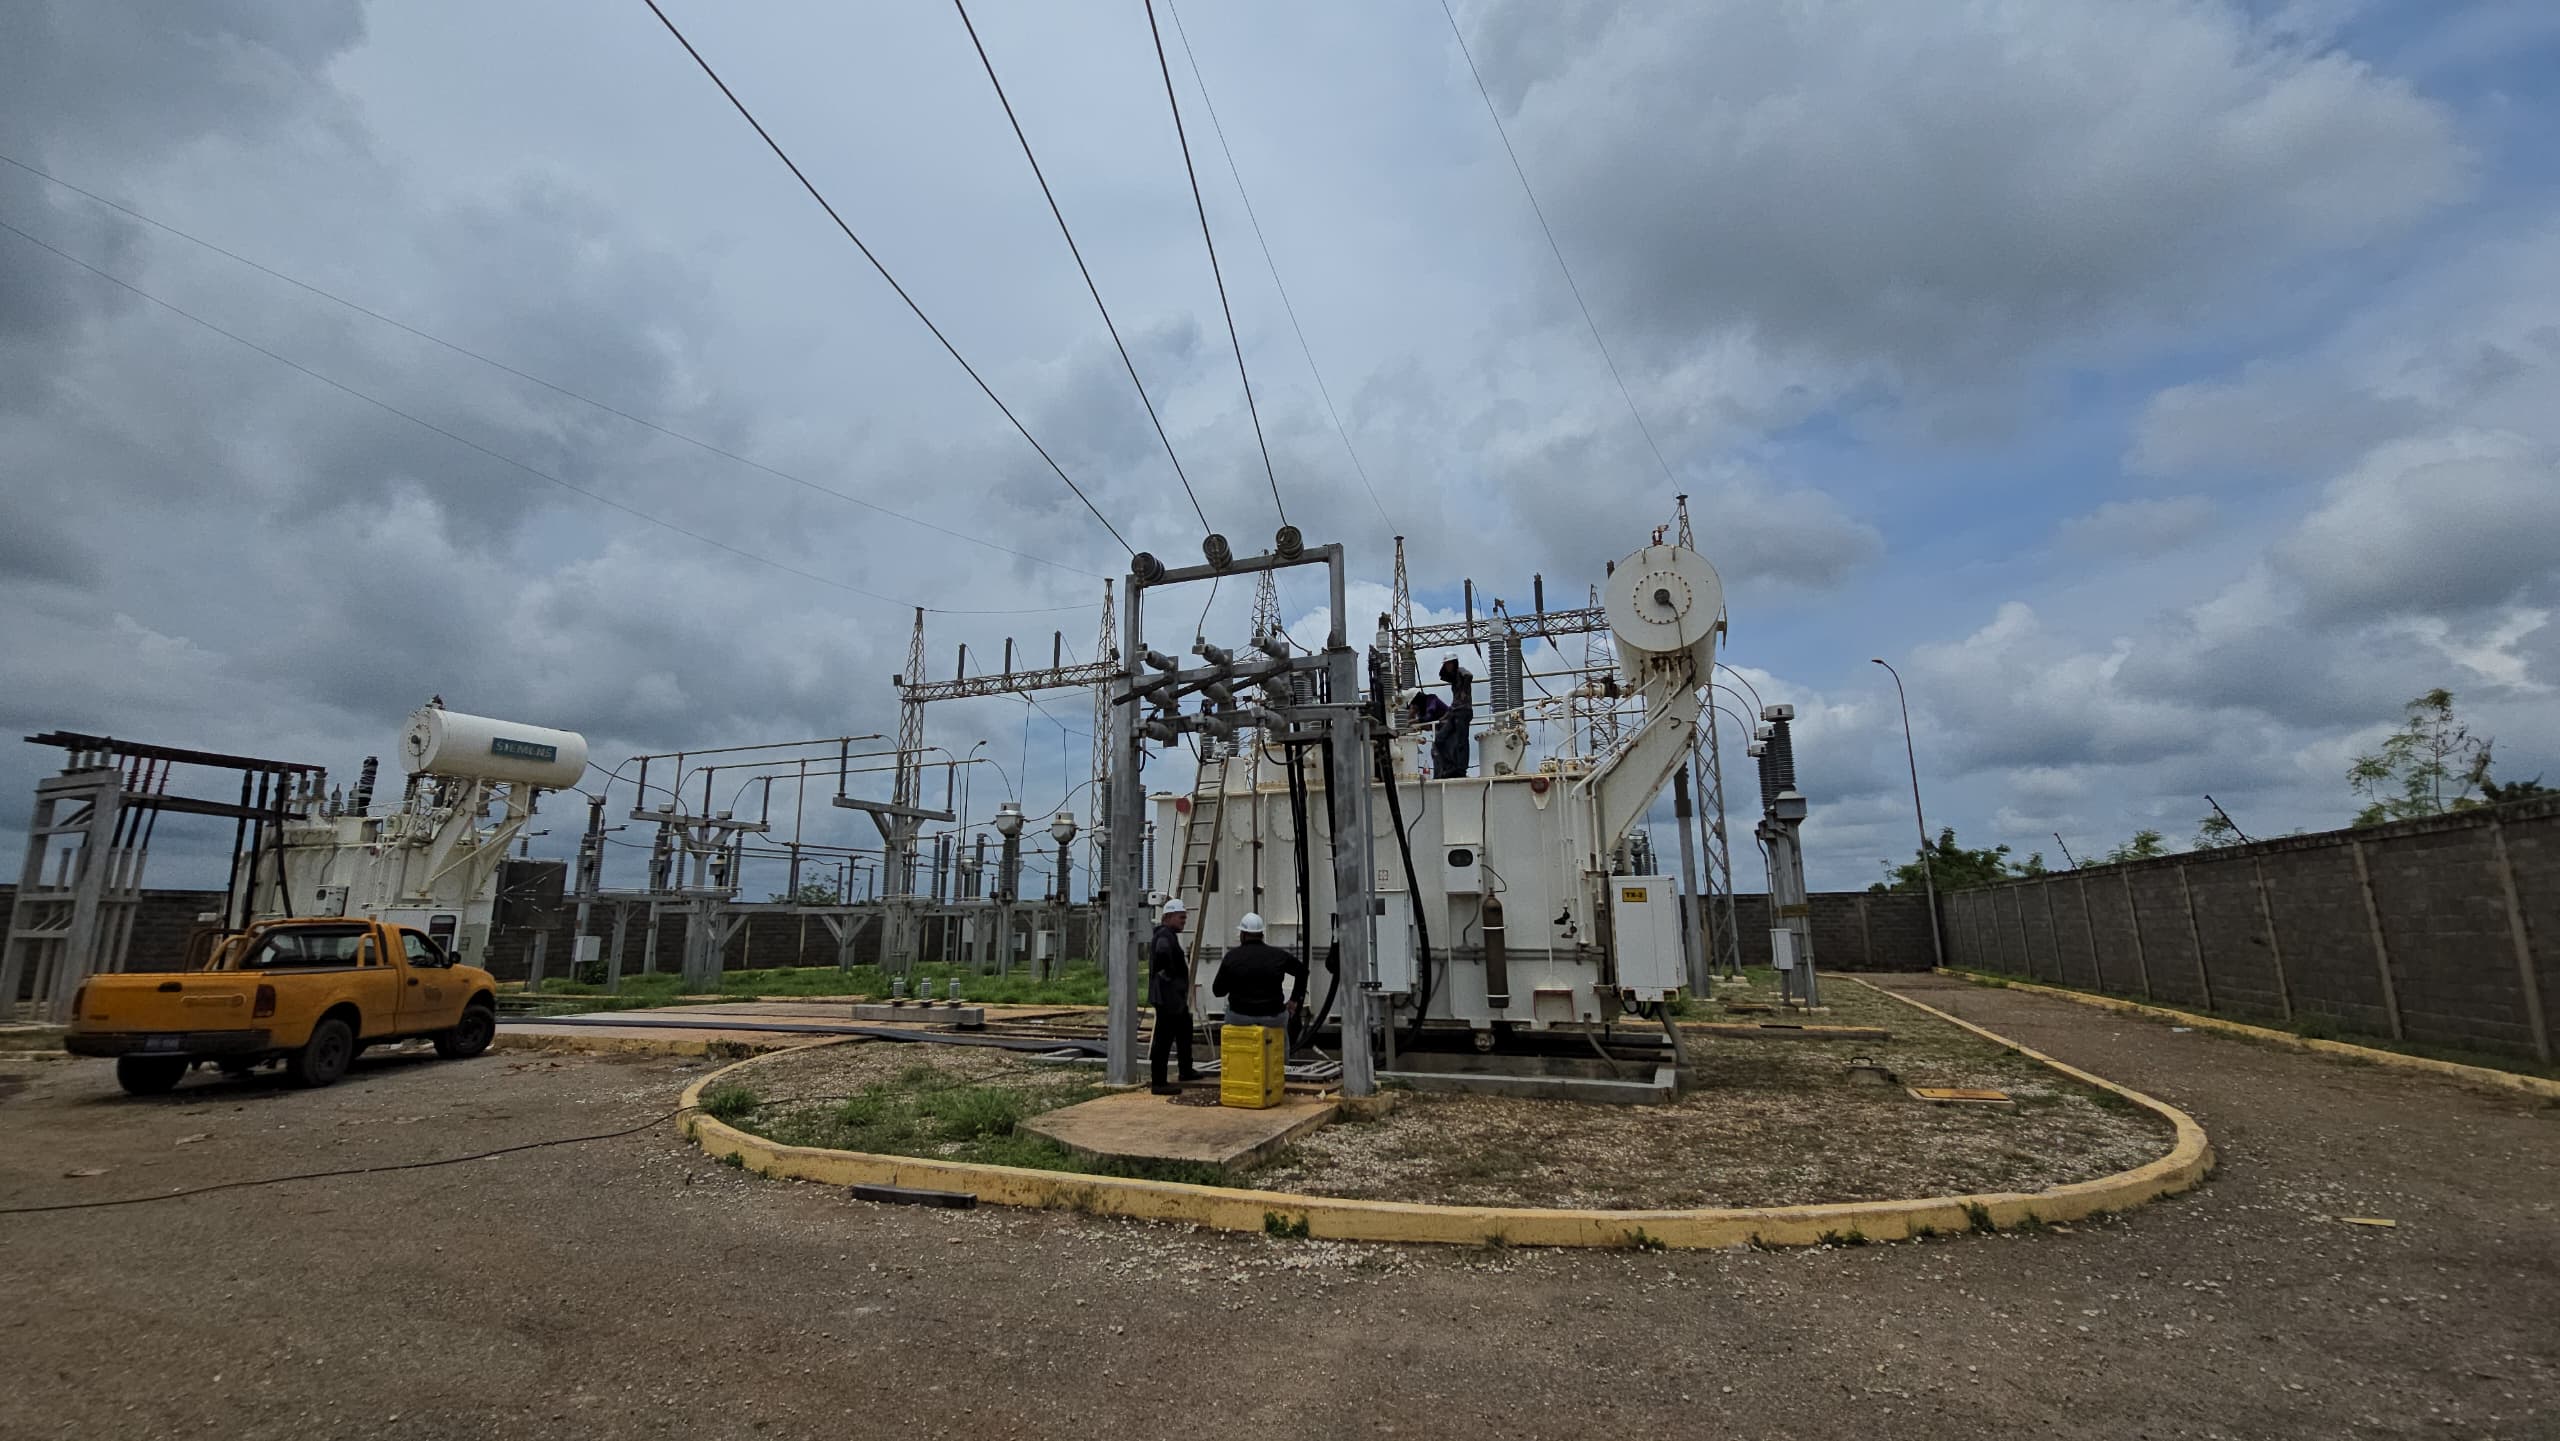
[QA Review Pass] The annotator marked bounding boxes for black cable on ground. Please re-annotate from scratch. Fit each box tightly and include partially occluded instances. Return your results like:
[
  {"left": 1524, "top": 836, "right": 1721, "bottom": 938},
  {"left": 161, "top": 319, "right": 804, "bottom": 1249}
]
[{"left": 1, "top": 1105, "right": 698, "bottom": 1216}]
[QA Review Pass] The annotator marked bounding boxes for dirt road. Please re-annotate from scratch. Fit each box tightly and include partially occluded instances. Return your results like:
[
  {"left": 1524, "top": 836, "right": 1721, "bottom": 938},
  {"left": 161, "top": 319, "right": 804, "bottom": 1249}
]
[{"left": 3, "top": 975, "right": 2553, "bottom": 1439}]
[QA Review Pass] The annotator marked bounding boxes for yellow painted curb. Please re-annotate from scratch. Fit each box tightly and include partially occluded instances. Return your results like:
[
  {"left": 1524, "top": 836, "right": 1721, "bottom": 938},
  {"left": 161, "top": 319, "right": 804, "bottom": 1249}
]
[
  {"left": 672, "top": 981, "right": 2212, "bottom": 1249},
  {"left": 1936, "top": 969, "right": 2560, "bottom": 1102}
]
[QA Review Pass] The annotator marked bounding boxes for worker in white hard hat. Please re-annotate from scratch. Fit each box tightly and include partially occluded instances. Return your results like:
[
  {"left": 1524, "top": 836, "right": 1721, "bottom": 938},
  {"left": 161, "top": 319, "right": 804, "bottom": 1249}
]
[
  {"left": 1211, "top": 912, "right": 1306, "bottom": 1030},
  {"left": 1148, "top": 898, "right": 1200, "bottom": 1094}
]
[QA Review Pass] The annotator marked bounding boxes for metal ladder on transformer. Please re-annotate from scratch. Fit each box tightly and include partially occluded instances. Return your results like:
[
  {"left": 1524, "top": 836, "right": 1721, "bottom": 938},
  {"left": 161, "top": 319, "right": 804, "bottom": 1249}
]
[{"left": 1174, "top": 754, "right": 1229, "bottom": 924}]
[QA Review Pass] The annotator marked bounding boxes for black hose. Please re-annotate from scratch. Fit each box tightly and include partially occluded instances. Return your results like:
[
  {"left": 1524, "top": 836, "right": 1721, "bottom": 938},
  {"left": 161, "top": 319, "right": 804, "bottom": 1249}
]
[
  {"left": 1284, "top": 742, "right": 1331, "bottom": 1053},
  {"left": 1373, "top": 737, "right": 1436, "bottom": 1047}
]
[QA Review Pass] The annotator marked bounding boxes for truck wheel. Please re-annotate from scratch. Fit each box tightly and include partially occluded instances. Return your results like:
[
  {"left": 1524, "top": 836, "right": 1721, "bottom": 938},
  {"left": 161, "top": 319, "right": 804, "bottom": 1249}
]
[
  {"left": 287, "top": 1016, "right": 356, "bottom": 1088},
  {"left": 435, "top": 1004, "right": 497, "bottom": 1060},
  {"left": 115, "top": 1056, "right": 188, "bottom": 1096}
]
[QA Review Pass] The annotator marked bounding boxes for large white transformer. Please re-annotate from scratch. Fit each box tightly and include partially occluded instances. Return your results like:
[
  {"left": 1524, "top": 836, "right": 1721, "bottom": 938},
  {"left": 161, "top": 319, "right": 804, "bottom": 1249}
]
[
  {"left": 1154, "top": 541, "right": 1724, "bottom": 1032},
  {"left": 238, "top": 706, "right": 587, "bottom": 965}
]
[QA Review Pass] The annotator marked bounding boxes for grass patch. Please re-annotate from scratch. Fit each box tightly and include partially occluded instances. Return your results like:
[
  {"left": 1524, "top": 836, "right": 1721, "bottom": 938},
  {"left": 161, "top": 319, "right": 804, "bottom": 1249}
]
[
  {"left": 740, "top": 1062, "right": 1230, "bottom": 1185},
  {"left": 1964, "top": 1202, "right": 1997, "bottom": 1235},
  {"left": 699, "top": 1084, "right": 760, "bottom": 1122},
  {"left": 1264, "top": 1211, "right": 1312, "bottom": 1240}
]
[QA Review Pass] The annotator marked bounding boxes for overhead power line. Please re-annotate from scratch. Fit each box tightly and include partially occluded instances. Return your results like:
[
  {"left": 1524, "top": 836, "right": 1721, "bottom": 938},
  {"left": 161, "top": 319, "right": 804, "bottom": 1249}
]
[
  {"left": 640, "top": 0, "right": 1135, "bottom": 556},
  {"left": 1436, "top": 0, "right": 1680, "bottom": 490},
  {"left": 1142, "top": 0, "right": 1288, "bottom": 531},
  {"left": 949, "top": 0, "right": 1212, "bottom": 536},
  {"left": 0, "top": 217, "right": 1083, "bottom": 617},
  {"left": 1163, "top": 0, "right": 1392, "bottom": 533},
  {"left": 0, "top": 151, "right": 1103, "bottom": 584}
]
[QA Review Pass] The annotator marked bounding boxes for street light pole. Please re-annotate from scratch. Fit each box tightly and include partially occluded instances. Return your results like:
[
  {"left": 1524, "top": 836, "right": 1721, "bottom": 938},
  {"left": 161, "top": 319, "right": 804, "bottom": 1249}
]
[{"left": 1872, "top": 658, "right": 1944, "bottom": 971}]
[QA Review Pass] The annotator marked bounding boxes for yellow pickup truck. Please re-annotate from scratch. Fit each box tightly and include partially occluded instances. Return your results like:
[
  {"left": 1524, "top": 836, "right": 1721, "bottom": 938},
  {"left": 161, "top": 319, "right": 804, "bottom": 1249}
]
[{"left": 65, "top": 917, "right": 500, "bottom": 1095}]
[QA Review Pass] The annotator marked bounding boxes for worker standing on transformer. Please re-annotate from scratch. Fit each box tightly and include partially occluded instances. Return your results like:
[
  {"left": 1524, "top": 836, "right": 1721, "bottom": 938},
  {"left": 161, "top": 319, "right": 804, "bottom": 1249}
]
[
  {"left": 1211, "top": 913, "right": 1306, "bottom": 1029},
  {"left": 1433, "top": 655, "right": 1474, "bottom": 779},
  {"left": 1148, "top": 899, "right": 1201, "bottom": 1094}
]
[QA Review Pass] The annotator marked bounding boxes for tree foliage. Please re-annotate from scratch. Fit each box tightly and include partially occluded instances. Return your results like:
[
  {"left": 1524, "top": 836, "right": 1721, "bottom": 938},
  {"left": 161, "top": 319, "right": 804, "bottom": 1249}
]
[
  {"left": 2346, "top": 689, "right": 2545, "bottom": 825},
  {"left": 769, "top": 882, "right": 844, "bottom": 905},
  {"left": 2103, "top": 829, "right": 2169, "bottom": 864},
  {"left": 2193, "top": 811, "right": 2242, "bottom": 850},
  {"left": 1871, "top": 827, "right": 2044, "bottom": 893}
]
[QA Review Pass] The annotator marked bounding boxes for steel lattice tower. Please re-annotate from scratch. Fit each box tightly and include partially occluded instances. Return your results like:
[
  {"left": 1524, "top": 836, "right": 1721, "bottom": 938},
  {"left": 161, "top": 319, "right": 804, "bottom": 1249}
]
[
  {"left": 893, "top": 607, "right": 927, "bottom": 898},
  {"left": 1584, "top": 583, "right": 1620, "bottom": 754},
  {"left": 1389, "top": 535, "right": 1416, "bottom": 688}
]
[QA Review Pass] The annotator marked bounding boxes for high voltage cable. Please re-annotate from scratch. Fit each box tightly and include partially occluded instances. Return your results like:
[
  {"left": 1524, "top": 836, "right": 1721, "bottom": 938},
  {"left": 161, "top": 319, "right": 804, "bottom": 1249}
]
[
  {"left": 0, "top": 217, "right": 1083, "bottom": 618},
  {"left": 1142, "top": 0, "right": 1288, "bottom": 530},
  {"left": 640, "top": 0, "right": 1135, "bottom": 556},
  {"left": 950, "top": 0, "right": 1213, "bottom": 537},
  {"left": 1163, "top": 1, "right": 1393, "bottom": 533},
  {"left": 0, "top": 151, "right": 1104, "bottom": 584},
  {"left": 1437, "top": 0, "right": 1680, "bottom": 490}
]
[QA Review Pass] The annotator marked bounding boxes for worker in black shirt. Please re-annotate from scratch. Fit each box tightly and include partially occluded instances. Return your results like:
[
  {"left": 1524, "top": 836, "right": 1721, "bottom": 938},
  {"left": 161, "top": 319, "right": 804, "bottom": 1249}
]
[
  {"left": 1432, "top": 655, "right": 1473, "bottom": 779},
  {"left": 1212, "top": 913, "right": 1307, "bottom": 1028},
  {"left": 1148, "top": 898, "right": 1200, "bottom": 1094}
]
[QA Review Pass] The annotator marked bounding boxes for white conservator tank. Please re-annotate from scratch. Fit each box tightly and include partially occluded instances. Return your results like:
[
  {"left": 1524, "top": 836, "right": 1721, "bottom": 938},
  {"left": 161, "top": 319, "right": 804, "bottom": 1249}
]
[{"left": 400, "top": 707, "right": 589, "bottom": 789}]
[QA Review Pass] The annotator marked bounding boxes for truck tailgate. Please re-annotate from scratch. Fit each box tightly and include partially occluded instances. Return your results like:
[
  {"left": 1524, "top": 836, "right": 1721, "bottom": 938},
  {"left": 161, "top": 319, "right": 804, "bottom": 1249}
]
[{"left": 71, "top": 974, "right": 266, "bottom": 1035}]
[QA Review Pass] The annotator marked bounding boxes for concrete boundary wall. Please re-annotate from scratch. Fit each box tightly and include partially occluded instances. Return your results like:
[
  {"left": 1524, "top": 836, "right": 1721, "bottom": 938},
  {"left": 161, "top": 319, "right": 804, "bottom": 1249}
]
[
  {"left": 1942, "top": 797, "right": 2560, "bottom": 1063},
  {"left": 20, "top": 885, "right": 1937, "bottom": 984}
]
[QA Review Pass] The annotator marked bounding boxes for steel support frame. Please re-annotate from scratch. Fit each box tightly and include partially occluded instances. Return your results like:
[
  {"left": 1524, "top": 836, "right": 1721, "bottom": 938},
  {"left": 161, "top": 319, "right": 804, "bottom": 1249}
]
[{"left": 1104, "top": 543, "right": 1377, "bottom": 1095}]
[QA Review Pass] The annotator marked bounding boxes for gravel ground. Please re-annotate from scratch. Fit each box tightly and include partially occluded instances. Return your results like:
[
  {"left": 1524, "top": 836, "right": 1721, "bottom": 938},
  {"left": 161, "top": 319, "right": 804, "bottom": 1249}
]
[
  {"left": 3, "top": 973, "right": 2555, "bottom": 1440},
  {"left": 727, "top": 975, "right": 2169, "bottom": 1205},
  {"left": 1262, "top": 976, "right": 2168, "bottom": 1207}
]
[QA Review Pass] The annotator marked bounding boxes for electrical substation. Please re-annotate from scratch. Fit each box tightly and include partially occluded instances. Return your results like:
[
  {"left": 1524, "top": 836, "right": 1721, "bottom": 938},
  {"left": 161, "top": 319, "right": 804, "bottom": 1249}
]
[{"left": 6, "top": 495, "right": 1849, "bottom": 1145}]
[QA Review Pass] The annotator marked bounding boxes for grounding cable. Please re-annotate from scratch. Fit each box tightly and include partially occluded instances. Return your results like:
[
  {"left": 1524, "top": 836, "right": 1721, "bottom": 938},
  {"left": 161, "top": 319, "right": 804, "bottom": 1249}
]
[
  {"left": 950, "top": 0, "right": 1214, "bottom": 538},
  {"left": 1141, "top": 0, "right": 1289, "bottom": 531},
  {"left": 0, "top": 1106, "right": 699, "bottom": 1215},
  {"left": 640, "top": 0, "right": 1136, "bottom": 558},
  {"left": 0, "top": 151, "right": 1104, "bottom": 585},
  {"left": 1436, "top": 0, "right": 1681, "bottom": 491},
  {"left": 0, "top": 216, "right": 1081, "bottom": 619},
  {"left": 1163, "top": 0, "right": 1393, "bottom": 534}
]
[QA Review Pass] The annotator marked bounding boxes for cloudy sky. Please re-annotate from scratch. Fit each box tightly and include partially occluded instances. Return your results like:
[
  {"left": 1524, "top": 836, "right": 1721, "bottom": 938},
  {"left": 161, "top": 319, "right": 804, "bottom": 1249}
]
[{"left": 3, "top": 0, "right": 2555, "bottom": 896}]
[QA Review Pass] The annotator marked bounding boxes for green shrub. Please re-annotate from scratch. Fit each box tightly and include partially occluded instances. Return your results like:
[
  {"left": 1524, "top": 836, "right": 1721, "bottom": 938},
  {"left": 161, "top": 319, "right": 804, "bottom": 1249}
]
[{"left": 700, "top": 1084, "right": 760, "bottom": 1122}]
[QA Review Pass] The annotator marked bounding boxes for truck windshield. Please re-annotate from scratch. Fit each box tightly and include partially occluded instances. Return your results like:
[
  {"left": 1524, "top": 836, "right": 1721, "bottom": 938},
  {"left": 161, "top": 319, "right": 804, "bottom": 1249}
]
[{"left": 237, "top": 925, "right": 371, "bottom": 970}]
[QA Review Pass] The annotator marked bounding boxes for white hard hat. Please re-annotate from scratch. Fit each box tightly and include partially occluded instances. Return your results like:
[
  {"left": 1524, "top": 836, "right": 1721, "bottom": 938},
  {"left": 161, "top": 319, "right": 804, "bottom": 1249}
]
[
  {"left": 1161, "top": 898, "right": 1186, "bottom": 914},
  {"left": 1239, "top": 912, "right": 1265, "bottom": 934}
]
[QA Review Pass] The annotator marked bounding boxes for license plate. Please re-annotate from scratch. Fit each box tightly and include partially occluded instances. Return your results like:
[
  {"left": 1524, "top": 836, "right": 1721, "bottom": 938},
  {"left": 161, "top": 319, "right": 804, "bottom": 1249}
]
[{"left": 143, "top": 1035, "right": 183, "bottom": 1052}]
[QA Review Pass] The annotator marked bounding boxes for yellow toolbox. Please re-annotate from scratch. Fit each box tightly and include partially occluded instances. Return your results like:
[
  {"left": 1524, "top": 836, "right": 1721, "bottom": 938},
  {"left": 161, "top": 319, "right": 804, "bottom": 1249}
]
[{"left": 1219, "top": 1024, "right": 1285, "bottom": 1109}]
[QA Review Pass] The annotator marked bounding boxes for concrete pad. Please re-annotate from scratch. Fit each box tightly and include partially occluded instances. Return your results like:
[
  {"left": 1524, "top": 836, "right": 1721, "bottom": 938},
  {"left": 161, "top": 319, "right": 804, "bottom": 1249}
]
[{"left": 1020, "top": 1091, "right": 1337, "bottom": 1170}]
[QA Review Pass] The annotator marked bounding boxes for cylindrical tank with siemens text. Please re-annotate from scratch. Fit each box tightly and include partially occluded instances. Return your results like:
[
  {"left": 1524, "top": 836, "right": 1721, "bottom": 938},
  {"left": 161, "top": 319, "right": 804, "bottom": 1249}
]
[{"left": 399, "top": 707, "right": 588, "bottom": 789}]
